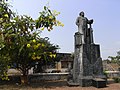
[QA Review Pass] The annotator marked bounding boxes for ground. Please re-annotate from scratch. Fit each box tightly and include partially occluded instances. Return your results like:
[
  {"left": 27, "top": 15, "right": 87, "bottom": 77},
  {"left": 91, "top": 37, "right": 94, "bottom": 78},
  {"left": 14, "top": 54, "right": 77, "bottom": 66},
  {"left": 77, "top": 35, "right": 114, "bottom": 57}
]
[{"left": 0, "top": 81, "right": 120, "bottom": 90}]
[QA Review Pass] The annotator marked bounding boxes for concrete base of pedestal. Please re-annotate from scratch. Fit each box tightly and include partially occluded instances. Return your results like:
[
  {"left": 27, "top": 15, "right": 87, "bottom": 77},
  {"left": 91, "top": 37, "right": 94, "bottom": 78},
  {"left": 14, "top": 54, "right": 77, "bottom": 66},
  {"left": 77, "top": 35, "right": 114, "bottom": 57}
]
[
  {"left": 67, "top": 76, "right": 93, "bottom": 87},
  {"left": 79, "top": 76, "right": 93, "bottom": 87},
  {"left": 92, "top": 78, "right": 106, "bottom": 88}
]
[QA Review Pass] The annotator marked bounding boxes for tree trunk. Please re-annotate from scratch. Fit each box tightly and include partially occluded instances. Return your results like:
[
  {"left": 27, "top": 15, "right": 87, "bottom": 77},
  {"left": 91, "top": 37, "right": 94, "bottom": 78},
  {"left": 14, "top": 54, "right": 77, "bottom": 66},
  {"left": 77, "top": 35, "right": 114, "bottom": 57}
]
[
  {"left": 21, "top": 74, "right": 28, "bottom": 85},
  {"left": 21, "top": 69, "right": 28, "bottom": 85}
]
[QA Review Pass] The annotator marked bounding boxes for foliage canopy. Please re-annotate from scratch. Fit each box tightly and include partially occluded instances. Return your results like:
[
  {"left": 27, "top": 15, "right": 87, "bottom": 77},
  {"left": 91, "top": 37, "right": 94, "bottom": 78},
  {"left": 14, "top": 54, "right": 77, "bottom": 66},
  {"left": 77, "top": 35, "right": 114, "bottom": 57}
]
[{"left": 0, "top": 0, "right": 63, "bottom": 82}]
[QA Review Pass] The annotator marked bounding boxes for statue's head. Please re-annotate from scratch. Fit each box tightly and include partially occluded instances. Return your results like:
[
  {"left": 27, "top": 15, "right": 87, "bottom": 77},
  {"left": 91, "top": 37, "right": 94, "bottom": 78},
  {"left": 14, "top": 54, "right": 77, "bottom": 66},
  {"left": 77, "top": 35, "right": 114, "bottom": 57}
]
[{"left": 79, "top": 11, "right": 84, "bottom": 17}]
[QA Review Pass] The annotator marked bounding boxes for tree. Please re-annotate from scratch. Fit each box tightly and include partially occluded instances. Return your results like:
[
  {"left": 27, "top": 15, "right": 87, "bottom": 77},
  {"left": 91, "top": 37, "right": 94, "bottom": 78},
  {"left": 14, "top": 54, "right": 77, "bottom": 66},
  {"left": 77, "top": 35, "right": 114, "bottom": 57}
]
[
  {"left": 116, "top": 51, "right": 120, "bottom": 66},
  {"left": 0, "top": 0, "right": 14, "bottom": 80},
  {"left": 0, "top": 0, "right": 63, "bottom": 84},
  {"left": 108, "top": 51, "right": 120, "bottom": 65}
]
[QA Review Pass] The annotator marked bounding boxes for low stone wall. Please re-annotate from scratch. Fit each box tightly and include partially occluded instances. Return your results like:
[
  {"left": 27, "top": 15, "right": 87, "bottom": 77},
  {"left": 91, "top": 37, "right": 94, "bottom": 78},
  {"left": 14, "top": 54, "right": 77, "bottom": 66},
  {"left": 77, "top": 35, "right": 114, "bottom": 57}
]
[
  {"left": 28, "top": 73, "right": 68, "bottom": 83},
  {"left": 0, "top": 73, "right": 69, "bottom": 84},
  {"left": 105, "top": 71, "right": 120, "bottom": 78}
]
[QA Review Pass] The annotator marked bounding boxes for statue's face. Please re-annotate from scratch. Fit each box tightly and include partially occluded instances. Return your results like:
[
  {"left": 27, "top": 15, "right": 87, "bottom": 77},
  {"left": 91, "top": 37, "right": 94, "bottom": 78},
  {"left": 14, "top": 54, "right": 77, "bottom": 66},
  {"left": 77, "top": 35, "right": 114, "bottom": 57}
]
[{"left": 80, "top": 12, "right": 84, "bottom": 17}]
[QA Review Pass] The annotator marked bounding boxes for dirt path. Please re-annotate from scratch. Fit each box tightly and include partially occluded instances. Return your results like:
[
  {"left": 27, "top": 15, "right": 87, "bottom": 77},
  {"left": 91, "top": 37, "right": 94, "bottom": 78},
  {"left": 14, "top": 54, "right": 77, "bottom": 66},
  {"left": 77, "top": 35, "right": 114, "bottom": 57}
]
[{"left": 0, "top": 81, "right": 120, "bottom": 90}]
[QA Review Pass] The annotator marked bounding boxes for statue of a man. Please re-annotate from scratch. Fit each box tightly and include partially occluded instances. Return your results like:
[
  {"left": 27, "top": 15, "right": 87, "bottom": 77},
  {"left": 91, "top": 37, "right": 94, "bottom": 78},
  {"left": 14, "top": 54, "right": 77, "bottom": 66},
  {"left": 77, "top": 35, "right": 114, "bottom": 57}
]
[{"left": 76, "top": 11, "right": 93, "bottom": 44}]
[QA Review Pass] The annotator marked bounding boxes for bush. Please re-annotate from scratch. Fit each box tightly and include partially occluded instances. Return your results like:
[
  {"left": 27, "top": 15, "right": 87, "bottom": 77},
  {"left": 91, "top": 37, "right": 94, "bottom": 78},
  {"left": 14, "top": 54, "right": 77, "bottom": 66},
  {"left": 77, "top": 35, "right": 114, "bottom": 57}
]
[
  {"left": 103, "top": 71, "right": 108, "bottom": 78},
  {"left": 113, "top": 77, "right": 120, "bottom": 83}
]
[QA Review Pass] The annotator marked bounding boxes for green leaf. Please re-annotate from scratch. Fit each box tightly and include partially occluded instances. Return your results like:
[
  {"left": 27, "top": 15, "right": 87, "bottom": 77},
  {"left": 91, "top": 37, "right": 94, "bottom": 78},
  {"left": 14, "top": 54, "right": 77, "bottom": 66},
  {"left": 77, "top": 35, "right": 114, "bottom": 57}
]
[
  {"left": 44, "top": 6, "right": 46, "bottom": 10},
  {"left": 18, "top": 45, "right": 24, "bottom": 56}
]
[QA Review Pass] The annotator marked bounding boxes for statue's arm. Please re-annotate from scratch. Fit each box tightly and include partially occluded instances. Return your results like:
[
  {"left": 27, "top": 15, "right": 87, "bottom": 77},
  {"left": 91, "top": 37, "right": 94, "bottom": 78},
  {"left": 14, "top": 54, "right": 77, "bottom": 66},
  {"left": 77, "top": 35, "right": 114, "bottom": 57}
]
[{"left": 76, "top": 17, "right": 79, "bottom": 26}]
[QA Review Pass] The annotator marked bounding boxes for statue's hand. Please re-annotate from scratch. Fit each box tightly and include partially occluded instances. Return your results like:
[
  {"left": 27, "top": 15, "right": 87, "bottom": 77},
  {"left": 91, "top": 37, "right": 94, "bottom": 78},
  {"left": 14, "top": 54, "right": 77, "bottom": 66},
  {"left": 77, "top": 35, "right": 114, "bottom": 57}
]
[
  {"left": 88, "top": 19, "right": 93, "bottom": 24},
  {"left": 90, "top": 19, "right": 93, "bottom": 24}
]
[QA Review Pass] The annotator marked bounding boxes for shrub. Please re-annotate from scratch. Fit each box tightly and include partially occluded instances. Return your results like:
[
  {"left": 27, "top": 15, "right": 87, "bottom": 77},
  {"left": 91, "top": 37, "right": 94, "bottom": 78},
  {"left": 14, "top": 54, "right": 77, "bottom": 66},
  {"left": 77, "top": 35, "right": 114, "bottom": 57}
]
[{"left": 113, "top": 77, "right": 120, "bottom": 83}]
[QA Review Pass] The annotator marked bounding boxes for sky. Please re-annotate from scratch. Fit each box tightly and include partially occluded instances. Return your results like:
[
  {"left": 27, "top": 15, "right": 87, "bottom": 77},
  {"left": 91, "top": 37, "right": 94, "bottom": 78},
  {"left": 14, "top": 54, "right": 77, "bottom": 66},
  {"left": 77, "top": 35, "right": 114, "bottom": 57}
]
[{"left": 8, "top": 0, "right": 120, "bottom": 59}]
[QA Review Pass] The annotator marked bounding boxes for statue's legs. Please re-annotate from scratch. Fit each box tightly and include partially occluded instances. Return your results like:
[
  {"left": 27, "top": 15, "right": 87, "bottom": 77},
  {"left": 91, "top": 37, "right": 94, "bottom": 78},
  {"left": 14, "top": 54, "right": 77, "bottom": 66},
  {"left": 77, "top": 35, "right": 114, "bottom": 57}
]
[
  {"left": 78, "top": 27, "right": 85, "bottom": 44},
  {"left": 81, "top": 34, "right": 85, "bottom": 44}
]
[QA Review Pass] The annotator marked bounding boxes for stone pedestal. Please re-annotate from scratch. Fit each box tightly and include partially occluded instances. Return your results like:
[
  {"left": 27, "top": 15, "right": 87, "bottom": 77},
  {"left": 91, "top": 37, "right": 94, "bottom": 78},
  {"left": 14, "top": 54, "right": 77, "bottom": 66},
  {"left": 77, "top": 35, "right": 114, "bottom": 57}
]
[{"left": 68, "top": 32, "right": 106, "bottom": 87}]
